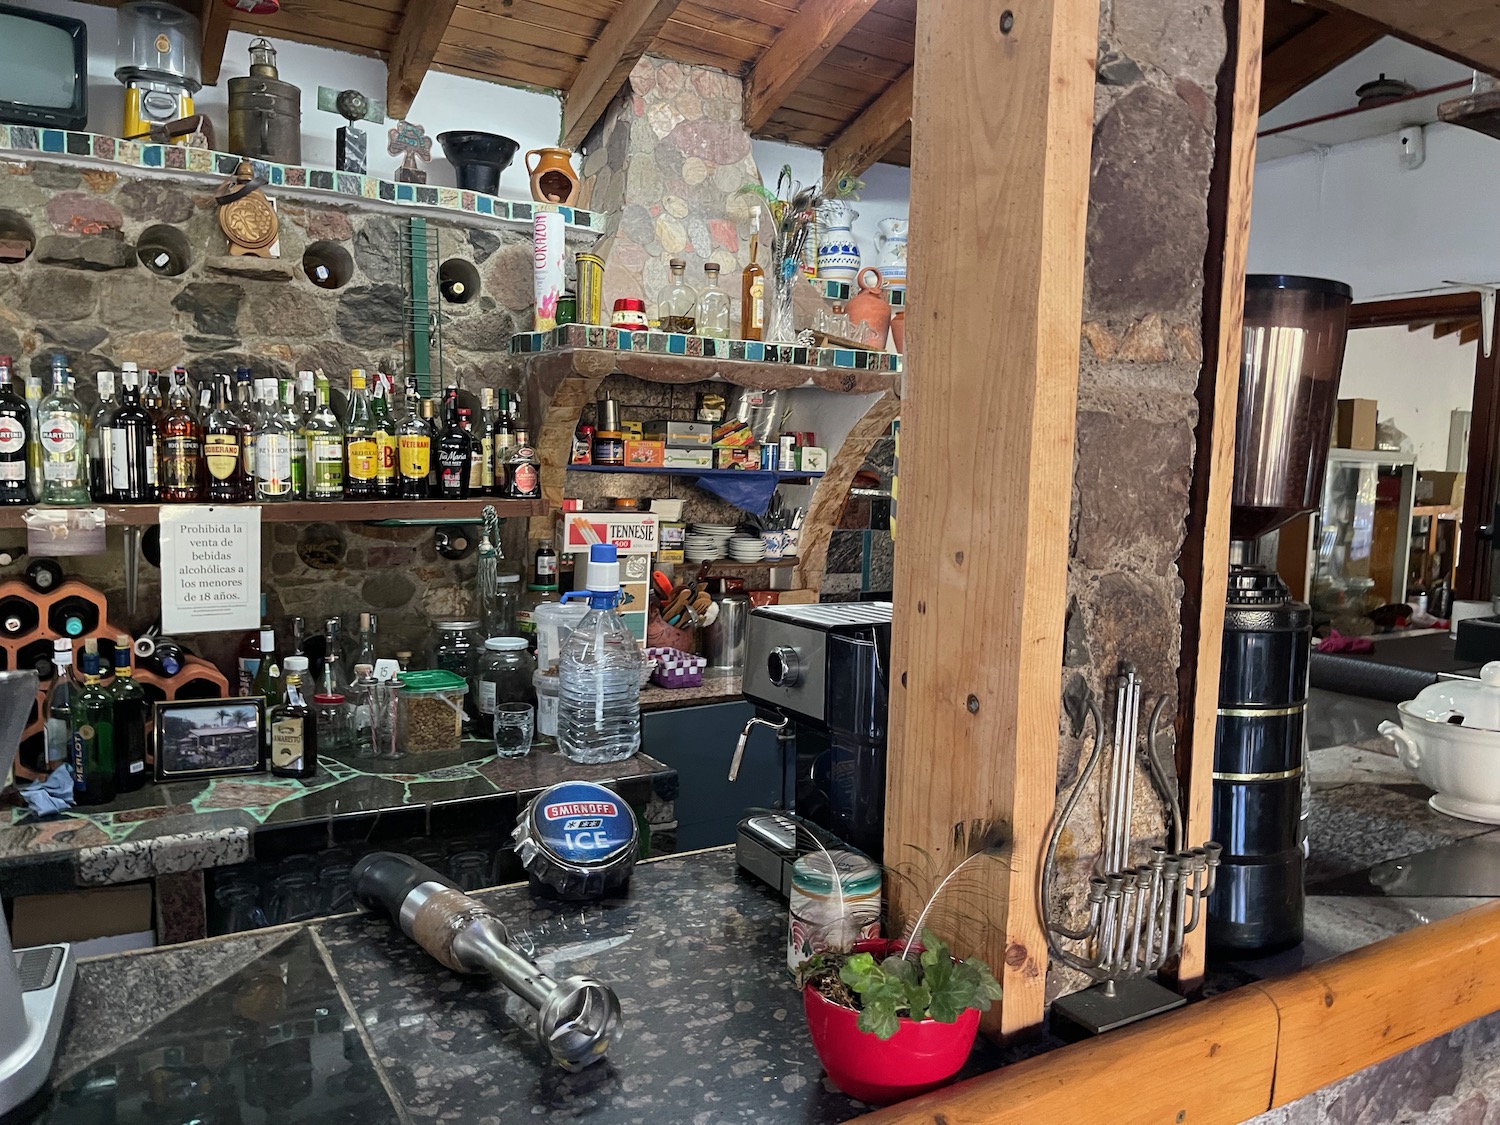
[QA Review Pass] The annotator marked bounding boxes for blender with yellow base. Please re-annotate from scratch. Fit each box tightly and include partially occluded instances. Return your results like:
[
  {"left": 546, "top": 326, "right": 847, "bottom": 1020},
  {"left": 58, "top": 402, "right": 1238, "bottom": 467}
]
[{"left": 116, "top": 1, "right": 201, "bottom": 142}]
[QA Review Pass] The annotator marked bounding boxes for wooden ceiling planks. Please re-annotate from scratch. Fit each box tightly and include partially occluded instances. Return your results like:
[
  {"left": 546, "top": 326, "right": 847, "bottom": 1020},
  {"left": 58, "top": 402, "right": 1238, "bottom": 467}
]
[{"left": 1320, "top": 0, "right": 1500, "bottom": 76}]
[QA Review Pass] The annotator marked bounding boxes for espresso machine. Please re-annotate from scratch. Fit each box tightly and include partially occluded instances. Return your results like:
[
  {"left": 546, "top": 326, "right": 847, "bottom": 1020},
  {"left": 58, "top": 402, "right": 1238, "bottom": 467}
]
[
  {"left": 731, "top": 602, "right": 891, "bottom": 894},
  {"left": 1209, "top": 274, "right": 1352, "bottom": 955},
  {"left": 0, "top": 670, "right": 75, "bottom": 1116}
]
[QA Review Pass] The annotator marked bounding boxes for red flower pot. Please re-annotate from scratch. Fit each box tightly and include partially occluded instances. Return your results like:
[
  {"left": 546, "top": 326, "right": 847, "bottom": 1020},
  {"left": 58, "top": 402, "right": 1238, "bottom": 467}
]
[{"left": 801, "top": 940, "right": 981, "bottom": 1105}]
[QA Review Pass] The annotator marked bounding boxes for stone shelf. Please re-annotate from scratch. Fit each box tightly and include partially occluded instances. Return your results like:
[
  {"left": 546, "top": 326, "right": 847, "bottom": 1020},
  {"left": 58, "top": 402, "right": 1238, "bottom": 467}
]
[
  {"left": 0, "top": 126, "right": 604, "bottom": 233},
  {"left": 0, "top": 498, "right": 544, "bottom": 529}
]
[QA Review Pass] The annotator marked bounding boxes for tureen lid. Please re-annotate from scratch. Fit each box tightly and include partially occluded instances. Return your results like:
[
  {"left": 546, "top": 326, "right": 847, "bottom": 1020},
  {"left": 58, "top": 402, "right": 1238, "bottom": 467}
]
[{"left": 1402, "top": 661, "right": 1500, "bottom": 730}]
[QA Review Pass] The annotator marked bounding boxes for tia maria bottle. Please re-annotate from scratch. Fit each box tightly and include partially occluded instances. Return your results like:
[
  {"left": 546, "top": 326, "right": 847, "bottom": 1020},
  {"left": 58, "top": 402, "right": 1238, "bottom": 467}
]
[{"left": 0, "top": 356, "right": 32, "bottom": 505}]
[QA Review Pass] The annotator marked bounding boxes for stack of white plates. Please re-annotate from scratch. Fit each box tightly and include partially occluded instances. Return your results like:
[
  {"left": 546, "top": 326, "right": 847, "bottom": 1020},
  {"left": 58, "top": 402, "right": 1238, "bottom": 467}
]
[
  {"left": 687, "top": 523, "right": 736, "bottom": 561},
  {"left": 727, "top": 535, "right": 766, "bottom": 562}
]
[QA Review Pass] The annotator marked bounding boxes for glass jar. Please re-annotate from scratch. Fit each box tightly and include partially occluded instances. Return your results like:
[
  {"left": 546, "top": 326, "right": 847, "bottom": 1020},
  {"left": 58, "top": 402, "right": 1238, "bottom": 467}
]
[
  {"left": 313, "top": 692, "right": 348, "bottom": 757},
  {"left": 491, "top": 573, "right": 521, "bottom": 636},
  {"left": 787, "top": 850, "right": 882, "bottom": 974},
  {"left": 477, "top": 636, "right": 536, "bottom": 740},
  {"left": 429, "top": 617, "right": 482, "bottom": 678}
]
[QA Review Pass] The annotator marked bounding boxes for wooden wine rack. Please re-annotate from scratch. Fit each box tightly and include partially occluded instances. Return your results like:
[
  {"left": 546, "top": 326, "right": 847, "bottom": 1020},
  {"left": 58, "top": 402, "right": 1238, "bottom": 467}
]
[{"left": 0, "top": 578, "right": 229, "bottom": 781}]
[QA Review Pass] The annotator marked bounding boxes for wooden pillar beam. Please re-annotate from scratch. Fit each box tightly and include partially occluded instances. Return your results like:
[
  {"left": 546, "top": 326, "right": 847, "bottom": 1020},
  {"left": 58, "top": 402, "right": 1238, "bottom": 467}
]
[
  {"left": 886, "top": 0, "right": 1097, "bottom": 1036},
  {"left": 744, "top": 0, "right": 879, "bottom": 131},
  {"left": 1172, "top": 0, "right": 1263, "bottom": 988},
  {"left": 199, "top": 0, "right": 233, "bottom": 86},
  {"left": 561, "top": 0, "right": 683, "bottom": 148},
  {"left": 387, "top": 0, "right": 462, "bottom": 121},
  {"left": 822, "top": 68, "right": 913, "bottom": 183}
]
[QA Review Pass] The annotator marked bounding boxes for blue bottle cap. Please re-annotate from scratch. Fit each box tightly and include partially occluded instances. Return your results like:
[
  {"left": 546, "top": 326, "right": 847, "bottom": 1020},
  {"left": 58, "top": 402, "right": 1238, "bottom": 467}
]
[
  {"left": 63, "top": 616, "right": 83, "bottom": 637},
  {"left": 513, "top": 781, "right": 639, "bottom": 901},
  {"left": 589, "top": 543, "right": 618, "bottom": 564}
]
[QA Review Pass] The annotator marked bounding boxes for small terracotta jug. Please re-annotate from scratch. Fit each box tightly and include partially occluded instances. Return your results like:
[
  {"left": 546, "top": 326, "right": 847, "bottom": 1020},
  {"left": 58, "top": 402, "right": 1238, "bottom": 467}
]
[
  {"left": 890, "top": 309, "right": 905, "bottom": 354},
  {"left": 526, "top": 147, "right": 579, "bottom": 206},
  {"left": 846, "top": 266, "right": 891, "bottom": 349}
]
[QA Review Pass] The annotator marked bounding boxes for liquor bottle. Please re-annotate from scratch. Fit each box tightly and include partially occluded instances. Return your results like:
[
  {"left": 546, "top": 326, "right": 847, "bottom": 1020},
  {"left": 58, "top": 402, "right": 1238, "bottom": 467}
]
[
  {"left": 205, "top": 373, "right": 248, "bottom": 503},
  {"left": 110, "top": 637, "right": 148, "bottom": 793},
  {"left": 504, "top": 428, "right": 541, "bottom": 499},
  {"left": 493, "top": 388, "right": 517, "bottom": 492},
  {"left": 461, "top": 407, "right": 485, "bottom": 493},
  {"left": 87, "top": 369, "right": 116, "bottom": 501},
  {"left": 142, "top": 368, "right": 166, "bottom": 427},
  {"left": 306, "top": 372, "right": 345, "bottom": 501},
  {"left": 254, "top": 378, "right": 296, "bottom": 502},
  {"left": 237, "top": 593, "right": 270, "bottom": 693},
  {"left": 343, "top": 368, "right": 377, "bottom": 500},
  {"left": 741, "top": 233, "right": 765, "bottom": 341},
  {"left": 437, "top": 385, "right": 474, "bottom": 499},
  {"left": 533, "top": 540, "right": 558, "bottom": 586},
  {"left": 397, "top": 376, "right": 432, "bottom": 500},
  {"left": 321, "top": 616, "right": 351, "bottom": 696},
  {"left": 71, "top": 641, "right": 116, "bottom": 806},
  {"left": 421, "top": 399, "right": 440, "bottom": 493},
  {"left": 44, "top": 638, "right": 73, "bottom": 772},
  {"left": 352, "top": 611, "right": 378, "bottom": 675},
  {"left": 269, "top": 655, "right": 318, "bottom": 779},
  {"left": 251, "top": 624, "right": 282, "bottom": 711},
  {"left": 108, "top": 364, "right": 158, "bottom": 503},
  {"left": 159, "top": 367, "right": 203, "bottom": 502},
  {"left": 659, "top": 257, "right": 697, "bottom": 333},
  {"left": 478, "top": 387, "right": 498, "bottom": 494},
  {"left": 25, "top": 558, "right": 63, "bottom": 594},
  {"left": 695, "top": 263, "right": 731, "bottom": 339},
  {"left": 239, "top": 373, "right": 263, "bottom": 489},
  {"left": 0, "top": 356, "right": 32, "bottom": 505},
  {"left": 371, "top": 372, "right": 398, "bottom": 500},
  {"left": 38, "top": 354, "right": 90, "bottom": 504},
  {"left": 23, "top": 367, "right": 44, "bottom": 501},
  {"left": 290, "top": 372, "right": 314, "bottom": 499}
]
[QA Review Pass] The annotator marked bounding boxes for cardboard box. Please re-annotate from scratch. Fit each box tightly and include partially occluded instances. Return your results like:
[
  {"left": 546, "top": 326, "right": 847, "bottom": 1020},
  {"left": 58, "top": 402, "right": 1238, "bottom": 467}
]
[
  {"left": 650, "top": 498, "right": 685, "bottom": 521},
  {"left": 663, "top": 447, "right": 714, "bottom": 470},
  {"left": 1421, "top": 470, "right": 1466, "bottom": 507},
  {"left": 13, "top": 884, "right": 153, "bottom": 946},
  {"left": 797, "top": 446, "right": 828, "bottom": 473},
  {"left": 621, "top": 420, "right": 644, "bottom": 441},
  {"left": 712, "top": 421, "right": 756, "bottom": 448},
  {"left": 624, "top": 439, "right": 665, "bottom": 467},
  {"left": 777, "top": 589, "right": 819, "bottom": 604},
  {"left": 644, "top": 420, "right": 712, "bottom": 447},
  {"left": 716, "top": 447, "right": 754, "bottom": 469},
  {"left": 1335, "top": 399, "right": 1378, "bottom": 450},
  {"left": 557, "top": 512, "right": 659, "bottom": 554}
]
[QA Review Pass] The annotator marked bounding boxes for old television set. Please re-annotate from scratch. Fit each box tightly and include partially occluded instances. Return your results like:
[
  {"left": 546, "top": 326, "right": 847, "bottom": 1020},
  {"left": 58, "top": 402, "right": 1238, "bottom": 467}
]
[{"left": 0, "top": 4, "right": 88, "bottom": 131}]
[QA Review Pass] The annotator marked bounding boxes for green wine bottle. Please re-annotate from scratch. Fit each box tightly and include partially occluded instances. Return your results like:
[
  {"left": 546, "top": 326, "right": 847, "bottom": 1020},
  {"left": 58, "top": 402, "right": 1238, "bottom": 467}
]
[
  {"left": 71, "top": 641, "right": 116, "bottom": 806},
  {"left": 110, "top": 636, "right": 148, "bottom": 793}
]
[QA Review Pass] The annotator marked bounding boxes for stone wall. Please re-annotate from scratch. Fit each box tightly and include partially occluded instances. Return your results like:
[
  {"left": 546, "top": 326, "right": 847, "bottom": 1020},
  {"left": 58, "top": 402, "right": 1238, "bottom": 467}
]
[
  {"left": 0, "top": 157, "right": 581, "bottom": 668},
  {"left": 1049, "top": 0, "right": 1229, "bottom": 994}
]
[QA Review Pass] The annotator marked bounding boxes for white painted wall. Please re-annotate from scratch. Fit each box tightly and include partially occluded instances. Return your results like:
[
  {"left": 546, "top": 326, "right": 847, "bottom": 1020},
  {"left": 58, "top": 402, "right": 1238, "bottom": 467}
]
[{"left": 1338, "top": 325, "right": 1475, "bottom": 470}]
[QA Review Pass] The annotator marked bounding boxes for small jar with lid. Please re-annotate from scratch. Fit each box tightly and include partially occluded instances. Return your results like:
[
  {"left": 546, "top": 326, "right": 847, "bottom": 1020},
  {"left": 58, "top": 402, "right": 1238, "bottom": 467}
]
[
  {"left": 313, "top": 692, "right": 349, "bottom": 757},
  {"left": 476, "top": 636, "right": 536, "bottom": 739},
  {"left": 592, "top": 431, "right": 625, "bottom": 466},
  {"left": 787, "top": 849, "right": 883, "bottom": 975}
]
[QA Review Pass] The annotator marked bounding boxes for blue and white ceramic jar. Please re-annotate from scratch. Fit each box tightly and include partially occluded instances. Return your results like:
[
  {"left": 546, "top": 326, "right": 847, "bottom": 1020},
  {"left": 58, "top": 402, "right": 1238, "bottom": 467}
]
[
  {"left": 816, "top": 201, "right": 861, "bottom": 284},
  {"left": 875, "top": 217, "right": 908, "bottom": 290}
]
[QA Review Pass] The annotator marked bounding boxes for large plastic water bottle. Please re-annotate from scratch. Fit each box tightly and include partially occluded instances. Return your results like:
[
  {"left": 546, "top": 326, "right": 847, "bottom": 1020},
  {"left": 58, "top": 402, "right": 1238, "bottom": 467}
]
[{"left": 557, "top": 544, "right": 643, "bottom": 763}]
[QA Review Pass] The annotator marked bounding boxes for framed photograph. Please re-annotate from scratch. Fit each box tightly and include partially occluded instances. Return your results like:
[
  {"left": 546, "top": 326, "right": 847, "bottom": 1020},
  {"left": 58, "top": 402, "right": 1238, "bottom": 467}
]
[{"left": 153, "top": 698, "right": 265, "bottom": 781}]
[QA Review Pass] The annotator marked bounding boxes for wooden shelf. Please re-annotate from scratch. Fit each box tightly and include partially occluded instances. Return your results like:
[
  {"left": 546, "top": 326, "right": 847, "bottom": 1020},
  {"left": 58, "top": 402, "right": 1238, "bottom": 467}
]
[
  {"left": 0, "top": 498, "right": 545, "bottom": 529},
  {"left": 1412, "top": 504, "right": 1462, "bottom": 519},
  {"left": 566, "top": 465, "right": 825, "bottom": 483}
]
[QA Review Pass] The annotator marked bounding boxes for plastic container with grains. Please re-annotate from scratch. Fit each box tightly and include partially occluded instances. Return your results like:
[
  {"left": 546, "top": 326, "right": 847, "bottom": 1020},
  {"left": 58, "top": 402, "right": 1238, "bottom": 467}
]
[{"left": 395, "top": 669, "right": 468, "bottom": 754}]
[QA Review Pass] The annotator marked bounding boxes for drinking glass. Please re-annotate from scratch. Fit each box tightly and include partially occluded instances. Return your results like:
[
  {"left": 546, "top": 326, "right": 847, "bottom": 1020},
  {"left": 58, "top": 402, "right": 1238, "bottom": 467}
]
[{"left": 493, "top": 702, "right": 534, "bottom": 758}]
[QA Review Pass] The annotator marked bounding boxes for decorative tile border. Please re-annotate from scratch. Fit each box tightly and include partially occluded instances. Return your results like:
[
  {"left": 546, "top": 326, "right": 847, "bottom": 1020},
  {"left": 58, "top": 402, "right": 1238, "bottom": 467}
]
[
  {"left": 0, "top": 126, "right": 605, "bottom": 234},
  {"left": 818, "top": 279, "right": 906, "bottom": 307},
  {"left": 510, "top": 324, "right": 903, "bottom": 372}
]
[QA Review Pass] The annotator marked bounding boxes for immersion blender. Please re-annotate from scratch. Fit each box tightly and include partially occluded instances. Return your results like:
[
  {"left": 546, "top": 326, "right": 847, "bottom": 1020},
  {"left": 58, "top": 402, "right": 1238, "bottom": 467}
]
[{"left": 351, "top": 851, "right": 622, "bottom": 1070}]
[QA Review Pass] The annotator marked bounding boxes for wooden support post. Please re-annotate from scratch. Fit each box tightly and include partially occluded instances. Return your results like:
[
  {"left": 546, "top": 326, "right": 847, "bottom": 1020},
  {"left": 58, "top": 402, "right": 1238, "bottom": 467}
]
[
  {"left": 1172, "top": 0, "right": 1263, "bottom": 988},
  {"left": 387, "top": 0, "right": 462, "bottom": 120},
  {"left": 561, "top": 0, "right": 684, "bottom": 148},
  {"left": 886, "top": 0, "right": 1097, "bottom": 1035},
  {"left": 199, "top": 0, "right": 233, "bottom": 86},
  {"left": 822, "top": 68, "right": 913, "bottom": 184},
  {"left": 743, "top": 0, "right": 880, "bottom": 132}
]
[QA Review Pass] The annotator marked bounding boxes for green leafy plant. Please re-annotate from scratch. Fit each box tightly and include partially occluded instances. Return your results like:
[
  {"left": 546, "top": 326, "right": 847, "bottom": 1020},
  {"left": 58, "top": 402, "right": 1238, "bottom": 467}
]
[{"left": 799, "top": 929, "right": 1003, "bottom": 1041}]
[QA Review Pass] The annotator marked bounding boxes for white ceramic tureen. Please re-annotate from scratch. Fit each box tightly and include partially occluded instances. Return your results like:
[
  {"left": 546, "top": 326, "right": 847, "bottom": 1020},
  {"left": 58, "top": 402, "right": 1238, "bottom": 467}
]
[{"left": 1380, "top": 661, "right": 1500, "bottom": 824}]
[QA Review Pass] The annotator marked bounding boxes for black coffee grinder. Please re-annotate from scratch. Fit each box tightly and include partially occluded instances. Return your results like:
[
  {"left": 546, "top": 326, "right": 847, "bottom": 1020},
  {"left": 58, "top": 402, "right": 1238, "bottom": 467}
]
[{"left": 1209, "top": 274, "right": 1352, "bottom": 955}]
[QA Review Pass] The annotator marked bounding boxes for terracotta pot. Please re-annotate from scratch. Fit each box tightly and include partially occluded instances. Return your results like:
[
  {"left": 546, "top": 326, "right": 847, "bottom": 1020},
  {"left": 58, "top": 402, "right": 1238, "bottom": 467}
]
[
  {"left": 526, "top": 146, "right": 579, "bottom": 206},
  {"left": 802, "top": 938, "right": 981, "bottom": 1105},
  {"left": 846, "top": 266, "right": 892, "bottom": 350},
  {"left": 890, "top": 310, "right": 905, "bottom": 354}
]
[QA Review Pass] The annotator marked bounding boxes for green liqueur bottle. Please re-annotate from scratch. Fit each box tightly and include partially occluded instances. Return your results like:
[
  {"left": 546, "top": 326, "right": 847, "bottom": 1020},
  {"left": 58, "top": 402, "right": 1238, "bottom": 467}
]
[
  {"left": 71, "top": 640, "right": 116, "bottom": 806},
  {"left": 306, "top": 373, "right": 345, "bottom": 501},
  {"left": 110, "top": 635, "right": 148, "bottom": 792}
]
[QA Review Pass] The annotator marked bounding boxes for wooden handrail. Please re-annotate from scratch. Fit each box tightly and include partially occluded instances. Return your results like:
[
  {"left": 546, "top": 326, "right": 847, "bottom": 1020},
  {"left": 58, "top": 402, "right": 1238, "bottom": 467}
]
[{"left": 855, "top": 900, "right": 1500, "bottom": 1123}]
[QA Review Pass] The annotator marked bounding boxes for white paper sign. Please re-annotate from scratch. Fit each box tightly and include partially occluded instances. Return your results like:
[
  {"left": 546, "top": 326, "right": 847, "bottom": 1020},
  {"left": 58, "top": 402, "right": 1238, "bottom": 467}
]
[{"left": 159, "top": 506, "right": 261, "bottom": 634}]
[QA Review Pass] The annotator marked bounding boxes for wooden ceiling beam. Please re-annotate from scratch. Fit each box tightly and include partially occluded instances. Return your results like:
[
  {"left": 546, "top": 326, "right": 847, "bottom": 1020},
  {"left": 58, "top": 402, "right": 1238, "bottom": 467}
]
[
  {"left": 1433, "top": 319, "right": 1474, "bottom": 340},
  {"left": 822, "top": 66, "right": 913, "bottom": 182},
  {"left": 199, "top": 0, "right": 233, "bottom": 86},
  {"left": 744, "top": 0, "right": 880, "bottom": 132},
  {"left": 561, "top": 0, "right": 684, "bottom": 148},
  {"left": 1259, "top": 8, "right": 1386, "bottom": 113},
  {"left": 1462, "top": 323, "right": 1482, "bottom": 346},
  {"left": 1319, "top": 1, "right": 1500, "bottom": 77},
  {"left": 387, "top": 0, "right": 461, "bottom": 120}
]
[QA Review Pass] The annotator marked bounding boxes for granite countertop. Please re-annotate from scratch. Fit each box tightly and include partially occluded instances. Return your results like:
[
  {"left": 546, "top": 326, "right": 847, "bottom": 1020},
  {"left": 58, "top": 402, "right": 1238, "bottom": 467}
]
[
  {"left": 1, "top": 746, "right": 677, "bottom": 894},
  {"left": 638, "top": 670, "right": 742, "bottom": 711}
]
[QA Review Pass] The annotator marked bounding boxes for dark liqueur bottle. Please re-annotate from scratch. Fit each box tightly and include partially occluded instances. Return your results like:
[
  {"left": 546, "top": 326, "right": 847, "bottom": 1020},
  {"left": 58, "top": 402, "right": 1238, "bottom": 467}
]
[
  {"left": 0, "top": 355, "right": 31, "bottom": 505},
  {"left": 204, "top": 373, "right": 248, "bottom": 502},
  {"left": 108, "top": 363, "right": 158, "bottom": 503},
  {"left": 269, "top": 655, "right": 318, "bottom": 779},
  {"left": 71, "top": 641, "right": 116, "bottom": 806},
  {"left": 110, "top": 637, "right": 148, "bottom": 793},
  {"left": 436, "top": 384, "right": 473, "bottom": 500}
]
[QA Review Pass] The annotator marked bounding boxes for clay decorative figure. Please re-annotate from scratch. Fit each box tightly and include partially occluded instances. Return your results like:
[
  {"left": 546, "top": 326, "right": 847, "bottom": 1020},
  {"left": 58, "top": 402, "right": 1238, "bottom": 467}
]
[
  {"left": 389, "top": 119, "right": 432, "bottom": 184},
  {"left": 525, "top": 147, "right": 579, "bottom": 206},
  {"left": 215, "top": 159, "right": 279, "bottom": 257},
  {"left": 335, "top": 88, "right": 369, "bottom": 174},
  {"left": 846, "top": 267, "right": 892, "bottom": 349}
]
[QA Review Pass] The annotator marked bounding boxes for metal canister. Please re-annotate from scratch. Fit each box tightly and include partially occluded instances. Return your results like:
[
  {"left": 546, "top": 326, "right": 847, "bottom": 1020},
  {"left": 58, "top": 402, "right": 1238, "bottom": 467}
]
[
  {"left": 704, "top": 593, "right": 749, "bottom": 672},
  {"left": 576, "top": 253, "right": 605, "bottom": 325},
  {"left": 227, "top": 76, "right": 301, "bottom": 164}
]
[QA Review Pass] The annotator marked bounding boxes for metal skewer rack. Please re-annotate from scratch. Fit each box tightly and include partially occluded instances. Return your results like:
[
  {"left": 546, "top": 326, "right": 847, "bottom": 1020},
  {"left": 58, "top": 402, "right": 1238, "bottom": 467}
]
[{"left": 1042, "top": 663, "right": 1222, "bottom": 1037}]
